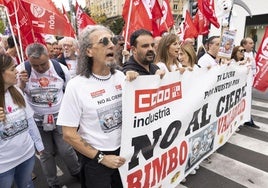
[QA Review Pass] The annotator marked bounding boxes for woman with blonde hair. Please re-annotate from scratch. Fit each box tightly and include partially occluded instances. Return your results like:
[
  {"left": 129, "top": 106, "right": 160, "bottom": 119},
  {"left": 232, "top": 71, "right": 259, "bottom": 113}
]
[{"left": 178, "top": 43, "right": 200, "bottom": 71}]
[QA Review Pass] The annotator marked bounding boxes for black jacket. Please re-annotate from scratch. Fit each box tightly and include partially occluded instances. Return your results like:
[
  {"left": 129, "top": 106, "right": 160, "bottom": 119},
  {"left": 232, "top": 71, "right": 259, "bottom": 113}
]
[{"left": 122, "top": 56, "right": 159, "bottom": 75}]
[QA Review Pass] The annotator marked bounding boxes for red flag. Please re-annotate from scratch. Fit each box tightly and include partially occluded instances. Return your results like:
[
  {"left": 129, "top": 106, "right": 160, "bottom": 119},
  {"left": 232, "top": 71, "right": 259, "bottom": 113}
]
[
  {"left": 75, "top": 1, "right": 96, "bottom": 34},
  {"left": 151, "top": 0, "right": 163, "bottom": 36},
  {"left": 158, "top": 0, "right": 174, "bottom": 34},
  {"left": 193, "top": 10, "right": 210, "bottom": 35},
  {"left": 151, "top": 0, "right": 162, "bottom": 20},
  {"left": 253, "top": 26, "right": 268, "bottom": 92},
  {"left": 183, "top": 10, "right": 198, "bottom": 39},
  {"left": 122, "top": 0, "right": 153, "bottom": 46},
  {"left": 62, "top": 5, "right": 70, "bottom": 24},
  {"left": 198, "top": 0, "right": 220, "bottom": 28},
  {"left": 3, "top": 0, "right": 39, "bottom": 51},
  {"left": 21, "top": 0, "right": 75, "bottom": 37}
]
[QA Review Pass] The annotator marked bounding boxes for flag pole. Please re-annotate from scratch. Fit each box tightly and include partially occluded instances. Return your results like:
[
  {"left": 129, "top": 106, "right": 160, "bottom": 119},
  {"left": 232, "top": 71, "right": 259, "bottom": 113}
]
[
  {"left": 13, "top": 2, "right": 24, "bottom": 63},
  {"left": 122, "top": 0, "right": 133, "bottom": 64},
  {"left": 4, "top": 4, "right": 23, "bottom": 65},
  {"left": 13, "top": 2, "right": 23, "bottom": 63}
]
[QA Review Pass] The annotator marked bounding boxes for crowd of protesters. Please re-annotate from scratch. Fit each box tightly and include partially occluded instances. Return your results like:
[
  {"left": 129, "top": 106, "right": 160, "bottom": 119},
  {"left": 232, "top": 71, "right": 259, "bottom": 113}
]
[{"left": 0, "top": 23, "right": 259, "bottom": 188}]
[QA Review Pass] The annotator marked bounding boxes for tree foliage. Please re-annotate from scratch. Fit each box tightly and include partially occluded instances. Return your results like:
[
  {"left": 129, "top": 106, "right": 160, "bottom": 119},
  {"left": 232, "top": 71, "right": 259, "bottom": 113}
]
[
  {"left": 104, "top": 16, "right": 124, "bottom": 35},
  {"left": 0, "top": 20, "right": 5, "bottom": 34}
]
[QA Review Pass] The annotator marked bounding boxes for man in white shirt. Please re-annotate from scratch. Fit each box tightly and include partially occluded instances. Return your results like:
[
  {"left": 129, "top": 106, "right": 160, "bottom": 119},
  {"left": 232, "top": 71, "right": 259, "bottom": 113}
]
[
  {"left": 240, "top": 37, "right": 260, "bottom": 129},
  {"left": 17, "top": 43, "right": 80, "bottom": 188},
  {"left": 198, "top": 36, "right": 220, "bottom": 68},
  {"left": 57, "top": 25, "right": 126, "bottom": 188}
]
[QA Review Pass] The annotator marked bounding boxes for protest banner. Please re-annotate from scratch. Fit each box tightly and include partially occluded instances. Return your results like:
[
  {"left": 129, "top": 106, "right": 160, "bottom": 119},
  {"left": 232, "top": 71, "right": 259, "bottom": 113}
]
[{"left": 120, "top": 64, "right": 252, "bottom": 188}]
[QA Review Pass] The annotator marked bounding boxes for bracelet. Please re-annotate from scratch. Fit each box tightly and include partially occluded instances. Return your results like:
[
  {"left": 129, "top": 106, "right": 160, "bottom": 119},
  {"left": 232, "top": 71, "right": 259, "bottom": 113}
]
[{"left": 93, "top": 150, "right": 105, "bottom": 163}]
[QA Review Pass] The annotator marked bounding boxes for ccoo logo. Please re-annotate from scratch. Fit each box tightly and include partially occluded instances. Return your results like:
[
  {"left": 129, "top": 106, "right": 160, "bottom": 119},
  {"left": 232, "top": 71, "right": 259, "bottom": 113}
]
[{"left": 30, "top": 4, "right": 45, "bottom": 18}]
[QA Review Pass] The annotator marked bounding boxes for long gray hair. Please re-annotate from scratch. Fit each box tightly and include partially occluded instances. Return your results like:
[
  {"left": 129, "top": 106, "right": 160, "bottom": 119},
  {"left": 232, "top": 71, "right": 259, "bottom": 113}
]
[{"left": 76, "top": 25, "right": 115, "bottom": 78}]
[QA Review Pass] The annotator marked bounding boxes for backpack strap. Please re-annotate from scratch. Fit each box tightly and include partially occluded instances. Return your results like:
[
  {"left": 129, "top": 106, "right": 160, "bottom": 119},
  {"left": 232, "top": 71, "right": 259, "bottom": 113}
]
[
  {"left": 51, "top": 59, "right": 66, "bottom": 82},
  {"left": 24, "top": 61, "right": 31, "bottom": 78},
  {"left": 24, "top": 59, "right": 65, "bottom": 83}
]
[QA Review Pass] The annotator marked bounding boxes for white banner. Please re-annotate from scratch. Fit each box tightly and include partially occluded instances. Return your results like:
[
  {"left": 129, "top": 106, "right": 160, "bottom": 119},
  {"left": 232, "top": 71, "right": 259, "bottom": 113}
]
[{"left": 119, "top": 64, "right": 252, "bottom": 188}]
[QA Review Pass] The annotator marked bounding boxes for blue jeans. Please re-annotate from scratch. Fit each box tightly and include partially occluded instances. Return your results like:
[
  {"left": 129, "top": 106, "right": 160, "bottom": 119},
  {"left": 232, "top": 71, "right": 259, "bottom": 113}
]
[{"left": 0, "top": 155, "right": 35, "bottom": 188}]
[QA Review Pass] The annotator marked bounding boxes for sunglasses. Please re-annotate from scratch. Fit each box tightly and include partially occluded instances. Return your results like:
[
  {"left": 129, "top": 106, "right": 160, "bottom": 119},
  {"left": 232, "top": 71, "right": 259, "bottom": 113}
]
[
  {"left": 98, "top": 37, "right": 117, "bottom": 46},
  {"left": 239, "top": 49, "right": 246, "bottom": 53}
]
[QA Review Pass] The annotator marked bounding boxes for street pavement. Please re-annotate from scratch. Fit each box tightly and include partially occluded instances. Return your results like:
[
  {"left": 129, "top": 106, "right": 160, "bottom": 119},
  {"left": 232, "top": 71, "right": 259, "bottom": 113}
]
[{"left": 33, "top": 96, "right": 268, "bottom": 188}]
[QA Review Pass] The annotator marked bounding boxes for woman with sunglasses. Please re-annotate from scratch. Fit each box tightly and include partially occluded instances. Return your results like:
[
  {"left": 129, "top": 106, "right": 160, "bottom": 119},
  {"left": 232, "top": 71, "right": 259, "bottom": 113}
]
[
  {"left": 231, "top": 45, "right": 260, "bottom": 129},
  {"left": 0, "top": 53, "right": 43, "bottom": 188},
  {"left": 230, "top": 46, "right": 248, "bottom": 65}
]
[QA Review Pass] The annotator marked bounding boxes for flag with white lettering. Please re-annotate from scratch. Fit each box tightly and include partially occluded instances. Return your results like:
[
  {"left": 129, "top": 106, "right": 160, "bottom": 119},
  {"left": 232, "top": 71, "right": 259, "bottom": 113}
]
[
  {"left": 122, "top": 0, "right": 153, "bottom": 46},
  {"left": 21, "top": 0, "right": 75, "bottom": 37},
  {"left": 75, "top": 1, "right": 96, "bottom": 34},
  {"left": 3, "top": 0, "right": 36, "bottom": 50},
  {"left": 253, "top": 26, "right": 268, "bottom": 92}
]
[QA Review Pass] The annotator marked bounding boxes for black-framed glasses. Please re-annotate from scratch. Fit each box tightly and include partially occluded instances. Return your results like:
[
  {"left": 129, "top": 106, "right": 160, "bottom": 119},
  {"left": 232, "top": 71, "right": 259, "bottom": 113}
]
[{"left": 239, "top": 49, "right": 246, "bottom": 53}]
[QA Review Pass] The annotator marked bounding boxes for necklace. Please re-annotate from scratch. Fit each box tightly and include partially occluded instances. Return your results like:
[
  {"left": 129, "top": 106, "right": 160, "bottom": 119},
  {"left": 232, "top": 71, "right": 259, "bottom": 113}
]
[{"left": 91, "top": 73, "right": 112, "bottom": 81}]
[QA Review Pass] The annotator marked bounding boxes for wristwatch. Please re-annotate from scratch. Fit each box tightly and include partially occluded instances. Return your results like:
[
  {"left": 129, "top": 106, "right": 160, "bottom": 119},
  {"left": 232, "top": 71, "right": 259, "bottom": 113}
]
[{"left": 94, "top": 151, "right": 105, "bottom": 163}]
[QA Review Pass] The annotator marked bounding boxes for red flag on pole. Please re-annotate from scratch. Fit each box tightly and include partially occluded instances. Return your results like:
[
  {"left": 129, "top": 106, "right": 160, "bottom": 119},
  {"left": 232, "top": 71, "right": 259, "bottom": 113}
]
[
  {"left": 62, "top": 5, "right": 70, "bottom": 24},
  {"left": 183, "top": 10, "right": 198, "bottom": 39},
  {"left": 3, "top": 0, "right": 37, "bottom": 51},
  {"left": 122, "top": 0, "right": 153, "bottom": 46},
  {"left": 21, "top": 0, "right": 75, "bottom": 37},
  {"left": 158, "top": 0, "right": 174, "bottom": 34},
  {"left": 198, "top": 0, "right": 220, "bottom": 28},
  {"left": 253, "top": 26, "right": 268, "bottom": 92},
  {"left": 151, "top": 0, "right": 163, "bottom": 36},
  {"left": 193, "top": 9, "right": 210, "bottom": 35},
  {"left": 75, "top": 1, "right": 96, "bottom": 34}
]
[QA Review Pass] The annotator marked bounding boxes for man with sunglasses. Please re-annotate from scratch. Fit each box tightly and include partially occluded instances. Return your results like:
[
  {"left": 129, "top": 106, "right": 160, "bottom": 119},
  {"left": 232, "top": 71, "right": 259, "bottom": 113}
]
[{"left": 57, "top": 25, "right": 127, "bottom": 188}]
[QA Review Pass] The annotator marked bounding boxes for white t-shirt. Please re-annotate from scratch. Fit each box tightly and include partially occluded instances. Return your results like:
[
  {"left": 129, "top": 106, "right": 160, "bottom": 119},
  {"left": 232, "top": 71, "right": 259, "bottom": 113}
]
[
  {"left": 198, "top": 53, "right": 218, "bottom": 68},
  {"left": 244, "top": 51, "right": 256, "bottom": 76},
  {"left": 156, "top": 62, "right": 178, "bottom": 72},
  {"left": 17, "top": 60, "right": 71, "bottom": 116},
  {"left": 0, "top": 88, "right": 35, "bottom": 173},
  {"left": 57, "top": 70, "right": 125, "bottom": 151},
  {"left": 66, "top": 59, "right": 77, "bottom": 78}
]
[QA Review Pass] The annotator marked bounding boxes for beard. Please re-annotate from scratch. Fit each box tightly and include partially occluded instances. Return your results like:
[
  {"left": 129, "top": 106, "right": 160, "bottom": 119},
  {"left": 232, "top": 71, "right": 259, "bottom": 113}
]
[
  {"left": 105, "top": 60, "right": 117, "bottom": 67},
  {"left": 140, "top": 51, "right": 155, "bottom": 65}
]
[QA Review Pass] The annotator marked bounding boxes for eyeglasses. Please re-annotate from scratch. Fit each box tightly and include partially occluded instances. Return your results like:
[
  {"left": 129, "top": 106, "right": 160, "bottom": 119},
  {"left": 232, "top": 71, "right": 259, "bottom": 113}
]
[
  {"left": 98, "top": 37, "right": 117, "bottom": 46},
  {"left": 239, "top": 49, "right": 246, "bottom": 53}
]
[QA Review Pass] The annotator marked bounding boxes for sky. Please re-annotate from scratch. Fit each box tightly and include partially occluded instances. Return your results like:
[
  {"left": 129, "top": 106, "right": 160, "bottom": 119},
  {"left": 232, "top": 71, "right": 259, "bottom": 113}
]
[{"left": 52, "top": 0, "right": 86, "bottom": 11}]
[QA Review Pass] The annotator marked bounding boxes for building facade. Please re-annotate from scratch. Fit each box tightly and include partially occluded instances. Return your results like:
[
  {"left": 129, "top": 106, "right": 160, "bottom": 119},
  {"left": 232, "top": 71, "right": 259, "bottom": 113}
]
[
  {"left": 85, "top": 0, "right": 185, "bottom": 19},
  {"left": 86, "top": 0, "right": 124, "bottom": 18}
]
